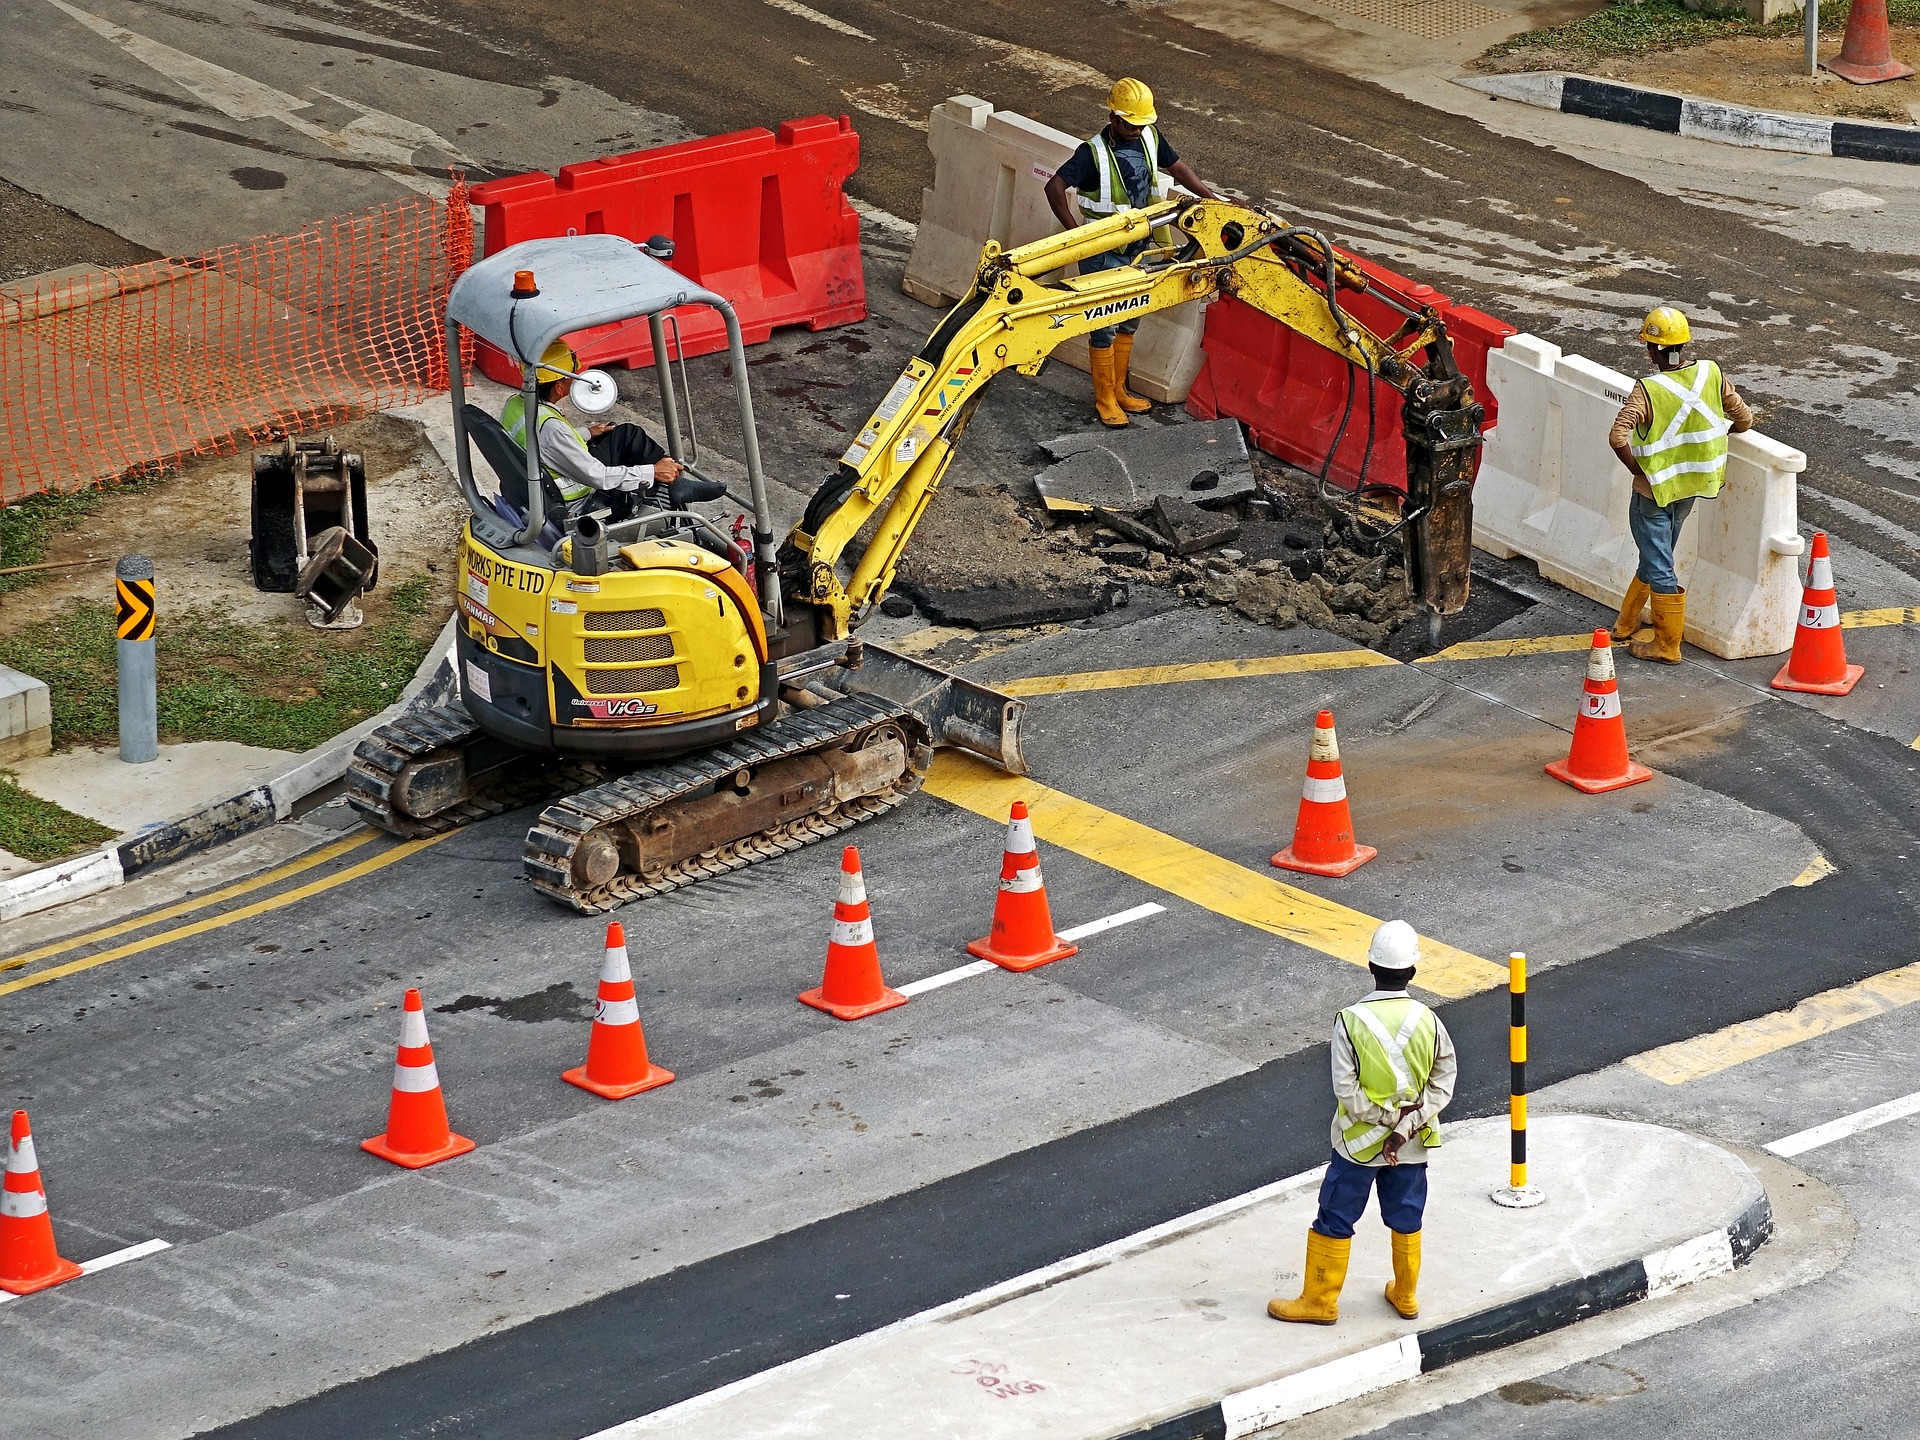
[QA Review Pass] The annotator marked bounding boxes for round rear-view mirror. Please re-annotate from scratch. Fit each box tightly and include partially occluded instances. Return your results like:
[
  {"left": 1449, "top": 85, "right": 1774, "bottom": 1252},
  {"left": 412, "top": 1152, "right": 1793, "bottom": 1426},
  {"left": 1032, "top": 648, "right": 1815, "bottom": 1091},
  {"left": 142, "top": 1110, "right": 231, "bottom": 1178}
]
[{"left": 570, "top": 369, "right": 619, "bottom": 414}]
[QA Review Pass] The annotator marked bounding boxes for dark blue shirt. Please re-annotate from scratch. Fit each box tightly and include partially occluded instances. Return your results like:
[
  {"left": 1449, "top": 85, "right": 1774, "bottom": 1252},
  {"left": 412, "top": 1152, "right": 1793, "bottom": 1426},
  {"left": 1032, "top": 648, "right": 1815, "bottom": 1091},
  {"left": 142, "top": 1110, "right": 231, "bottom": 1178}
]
[{"left": 1054, "top": 128, "right": 1181, "bottom": 208}]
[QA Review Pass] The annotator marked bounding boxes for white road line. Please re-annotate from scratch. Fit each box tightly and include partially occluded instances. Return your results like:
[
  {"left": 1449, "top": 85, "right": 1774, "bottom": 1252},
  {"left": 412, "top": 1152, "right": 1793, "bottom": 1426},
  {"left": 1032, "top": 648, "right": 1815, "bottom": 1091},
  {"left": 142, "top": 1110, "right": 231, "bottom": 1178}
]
[
  {"left": 897, "top": 960, "right": 996, "bottom": 997},
  {"left": 0, "top": 1237, "right": 170, "bottom": 1304},
  {"left": 1057, "top": 902, "right": 1165, "bottom": 943},
  {"left": 894, "top": 904, "right": 1167, "bottom": 998},
  {"left": 1766, "top": 1091, "right": 1920, "bottom": 1157}
]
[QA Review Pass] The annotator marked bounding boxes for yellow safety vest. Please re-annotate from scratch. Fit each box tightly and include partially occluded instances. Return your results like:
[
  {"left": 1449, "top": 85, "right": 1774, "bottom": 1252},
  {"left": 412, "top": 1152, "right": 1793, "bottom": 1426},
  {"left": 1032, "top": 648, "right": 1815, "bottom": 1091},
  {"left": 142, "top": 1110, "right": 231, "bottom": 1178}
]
[
  {"left": 1077, "top": 128, "right": 1175, "bottom": 245},
  {"left": 1629, "top": 360, "right": 1732, "bottom": 507},
  {"left": 500, "top": 395, "right": 593, "bottom": 502},
  {"left": 1336, "top": 997, "right": 1443, "bottom": 1163}
]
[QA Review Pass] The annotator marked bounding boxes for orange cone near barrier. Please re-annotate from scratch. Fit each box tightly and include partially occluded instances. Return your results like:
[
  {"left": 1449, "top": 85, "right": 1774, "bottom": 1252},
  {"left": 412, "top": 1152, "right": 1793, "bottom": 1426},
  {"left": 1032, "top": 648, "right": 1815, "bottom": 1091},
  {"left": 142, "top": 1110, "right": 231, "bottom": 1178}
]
[
  {"left": 966, "top": 801, "right": 1079, "bottom": 972},
  {"left": 1824, "top": 0, "right": 1914, "bottom": 83},
  {"left": 0, "top": 1110, "right": 83, "bottom": 1296},
  {"left": 1772, "top": 532, "right": 1865, "bottom": 696},
  {"left": 362, "top": 988, "right": 477, "bottom": 1168},
  {"left": 1545, "top": 631, "right": 1652, "bottom": 794},
  {"left": 564, "top": 922, "right": 675, "bottom": 1100},
  {"left": 799, "top": 847, "right": 908, "bottom": 1021},
  {"left": 1272, "top": 709, "right": 1376, "bottom": 877}
]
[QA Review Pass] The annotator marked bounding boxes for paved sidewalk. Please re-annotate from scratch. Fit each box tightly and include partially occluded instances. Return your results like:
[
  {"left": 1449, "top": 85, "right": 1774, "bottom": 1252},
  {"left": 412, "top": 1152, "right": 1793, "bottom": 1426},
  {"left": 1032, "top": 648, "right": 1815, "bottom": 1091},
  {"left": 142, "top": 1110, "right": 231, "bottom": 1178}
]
[{"left": 608, "top": 1116, "right": 1766, "bottom": 1440}]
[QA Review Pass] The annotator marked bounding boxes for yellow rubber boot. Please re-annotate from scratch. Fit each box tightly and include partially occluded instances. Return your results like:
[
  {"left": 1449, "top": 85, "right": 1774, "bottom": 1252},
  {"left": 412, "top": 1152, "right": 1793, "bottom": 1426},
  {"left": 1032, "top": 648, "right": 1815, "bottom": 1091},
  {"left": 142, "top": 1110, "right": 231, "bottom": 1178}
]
[
  {"left": 1110, "top": 333, "right": 1152, "bottom": 414},
  {"left": 1268, "top": 1230, "right": 1350, "bottom": 1324},
  {"left": 1384, "top": 1229, "right": 1421, "bottom": 1318},
  {"left": 1090, "top": 345, "right": 1130, "bottom": 428},
  {"left": 1611, "top": 577, "right": 1651, "bottom": 644},
  {"left": 1629, "top": 588, "right": 1685, "bottom": 663}
]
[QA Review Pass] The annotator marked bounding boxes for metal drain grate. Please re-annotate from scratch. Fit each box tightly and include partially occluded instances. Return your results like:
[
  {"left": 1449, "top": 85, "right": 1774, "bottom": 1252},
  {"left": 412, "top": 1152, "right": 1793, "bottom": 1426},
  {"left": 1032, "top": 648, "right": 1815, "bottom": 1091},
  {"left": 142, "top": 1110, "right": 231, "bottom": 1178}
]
[{"left": 1314, "top": 0, "right": 1511, "bottom": 38}]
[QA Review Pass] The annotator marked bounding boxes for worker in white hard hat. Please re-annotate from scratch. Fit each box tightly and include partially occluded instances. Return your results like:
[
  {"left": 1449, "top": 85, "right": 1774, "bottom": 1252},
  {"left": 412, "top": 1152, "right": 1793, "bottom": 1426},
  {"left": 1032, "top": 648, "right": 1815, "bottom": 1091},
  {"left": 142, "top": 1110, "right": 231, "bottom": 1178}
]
[
  {"left": 1607, "top": 306, "right": 1754, "bottom": 664},
  {"left": 1043, "top": 77, "right": 1216, "bottom": 429},
  {"left": 502, "top": 341, "right": 717, "bottom": 521},
  {"left": 1270, "top": 920, "right": 1457, "bottom": 1327}
]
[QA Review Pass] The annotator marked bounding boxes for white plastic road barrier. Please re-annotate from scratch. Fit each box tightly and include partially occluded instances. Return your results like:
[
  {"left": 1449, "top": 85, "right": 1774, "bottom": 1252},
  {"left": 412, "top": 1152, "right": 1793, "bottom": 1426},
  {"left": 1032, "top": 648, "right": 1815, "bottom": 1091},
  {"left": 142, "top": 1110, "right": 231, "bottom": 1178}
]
[
  {"left": 901, "top": 95, "right": 1208, "bottom": 405},
  {"left": 1473, "top": 334, "right": 1806, "bottom": 659}
]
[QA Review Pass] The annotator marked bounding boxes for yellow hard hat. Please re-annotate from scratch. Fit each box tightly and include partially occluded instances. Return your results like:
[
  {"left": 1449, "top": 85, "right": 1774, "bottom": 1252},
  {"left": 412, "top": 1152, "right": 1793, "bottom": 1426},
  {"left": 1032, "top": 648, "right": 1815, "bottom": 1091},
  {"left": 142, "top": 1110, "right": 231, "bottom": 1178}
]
[
  {"left": 1639, "top": 306, "right": 1691, "bottom": 347},
  {"left": 534, "top": 341, "right": 576, "bottom": 384},
  {"left": 1107, "top": 77, "right": 1156, "bottom": 127}
]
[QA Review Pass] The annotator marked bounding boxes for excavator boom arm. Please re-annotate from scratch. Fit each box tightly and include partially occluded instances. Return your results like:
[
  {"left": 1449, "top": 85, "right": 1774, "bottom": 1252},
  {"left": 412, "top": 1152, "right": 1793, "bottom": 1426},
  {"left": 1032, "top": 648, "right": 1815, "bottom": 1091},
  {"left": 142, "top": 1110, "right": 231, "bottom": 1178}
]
[{"left": 778, "top": 199, "right": 1483, "bottom": 637}]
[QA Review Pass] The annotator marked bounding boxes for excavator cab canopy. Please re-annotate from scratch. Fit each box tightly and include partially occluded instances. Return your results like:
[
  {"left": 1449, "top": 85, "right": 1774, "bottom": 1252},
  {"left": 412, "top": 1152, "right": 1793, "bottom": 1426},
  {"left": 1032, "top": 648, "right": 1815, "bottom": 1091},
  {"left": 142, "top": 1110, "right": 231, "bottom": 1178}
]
[{"left": 443, "top": 234, "right": 781, "bottom": 619}]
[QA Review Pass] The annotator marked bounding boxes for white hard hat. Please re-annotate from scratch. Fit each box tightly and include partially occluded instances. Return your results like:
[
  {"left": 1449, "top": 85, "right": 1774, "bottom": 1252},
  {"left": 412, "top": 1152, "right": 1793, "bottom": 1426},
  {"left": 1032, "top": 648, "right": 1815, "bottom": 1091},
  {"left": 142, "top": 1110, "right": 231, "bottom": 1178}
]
[{"left": 1367, "top": 919, "right": 1420, "bottom": 974}]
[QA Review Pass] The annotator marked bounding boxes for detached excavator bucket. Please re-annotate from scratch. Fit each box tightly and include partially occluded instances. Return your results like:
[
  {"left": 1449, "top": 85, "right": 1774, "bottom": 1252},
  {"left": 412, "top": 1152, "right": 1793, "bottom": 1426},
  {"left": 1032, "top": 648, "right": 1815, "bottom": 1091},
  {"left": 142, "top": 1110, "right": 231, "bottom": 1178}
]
[{"left": 819, "top": 642, "right": 1027, "bottom": 776}]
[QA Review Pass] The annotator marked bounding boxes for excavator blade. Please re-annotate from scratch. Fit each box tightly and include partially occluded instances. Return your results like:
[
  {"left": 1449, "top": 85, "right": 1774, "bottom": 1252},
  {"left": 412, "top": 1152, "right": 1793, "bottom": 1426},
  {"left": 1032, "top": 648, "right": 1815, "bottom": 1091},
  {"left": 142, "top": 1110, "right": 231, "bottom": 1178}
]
[{"left": 817, "top": 643, "right": 1028, "bottom": 776}]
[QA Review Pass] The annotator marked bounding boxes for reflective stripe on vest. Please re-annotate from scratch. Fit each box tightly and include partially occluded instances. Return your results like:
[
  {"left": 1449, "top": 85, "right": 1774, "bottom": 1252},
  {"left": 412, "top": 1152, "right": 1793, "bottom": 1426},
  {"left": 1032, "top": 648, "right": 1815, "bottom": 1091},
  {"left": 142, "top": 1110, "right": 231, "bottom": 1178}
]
[
  {"left": 500, "top": 395, "right": 594, "bottom": 501},
  {"left": 1629, "top": 360, "right": 1732, "bottom": 506},
  {"left": 1077, "top": 128, "right": 1171, "bottom": 226},
  {"left": 1335, "top": 997, "right": 1442, "bottom": 1162}
]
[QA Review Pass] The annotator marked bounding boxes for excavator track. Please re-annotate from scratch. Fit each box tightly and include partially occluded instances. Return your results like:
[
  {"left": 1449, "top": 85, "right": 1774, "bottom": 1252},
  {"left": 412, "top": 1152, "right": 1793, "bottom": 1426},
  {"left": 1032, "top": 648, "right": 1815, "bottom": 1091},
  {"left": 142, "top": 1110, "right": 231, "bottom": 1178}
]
[
  {"left": 345, "top": 702, "right": 601, "bottom": 838},
  {"left": 523, "top": 694, "right": 932, "bottom": 914}
]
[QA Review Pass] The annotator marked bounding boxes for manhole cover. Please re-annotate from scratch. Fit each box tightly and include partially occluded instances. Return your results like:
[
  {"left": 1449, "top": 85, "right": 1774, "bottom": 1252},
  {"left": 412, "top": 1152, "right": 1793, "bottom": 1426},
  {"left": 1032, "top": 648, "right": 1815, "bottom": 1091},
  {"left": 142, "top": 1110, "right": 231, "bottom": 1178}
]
[{"left": 1314, "top": 0, "right": 1511, "bottom": 38}]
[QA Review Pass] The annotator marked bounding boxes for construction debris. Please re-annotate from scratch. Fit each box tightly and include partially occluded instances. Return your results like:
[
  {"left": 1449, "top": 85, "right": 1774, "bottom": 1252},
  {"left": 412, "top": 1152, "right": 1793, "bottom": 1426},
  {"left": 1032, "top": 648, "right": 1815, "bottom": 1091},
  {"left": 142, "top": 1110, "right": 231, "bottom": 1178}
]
[{"left": 1033, "top": 419, "right": 1254, "bottom": 514}]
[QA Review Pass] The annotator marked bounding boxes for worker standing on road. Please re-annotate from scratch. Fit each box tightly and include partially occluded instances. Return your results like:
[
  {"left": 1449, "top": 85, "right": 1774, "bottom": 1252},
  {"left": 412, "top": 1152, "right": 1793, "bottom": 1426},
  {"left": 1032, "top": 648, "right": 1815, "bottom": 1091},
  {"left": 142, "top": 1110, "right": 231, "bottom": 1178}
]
[
  {"left": 1270, "top": 921, "right": 1456, "bottom": 1326},
  {"left": 1608, "top": 307, "right": 1754, "bottom": 663},
  {"left": 1044, "top": 78, "right": 1216, "bottom": 429},
  {"left": 503, "top": 342, "right": 717, "bottom": 520}
]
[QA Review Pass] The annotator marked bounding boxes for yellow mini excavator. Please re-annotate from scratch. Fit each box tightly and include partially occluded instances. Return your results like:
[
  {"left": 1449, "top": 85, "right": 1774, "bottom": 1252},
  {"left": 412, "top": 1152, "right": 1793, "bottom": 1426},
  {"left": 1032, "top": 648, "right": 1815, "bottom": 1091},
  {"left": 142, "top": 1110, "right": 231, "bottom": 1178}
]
[{"left": 346, "top": 197, "right": 1484, "bottom": 911}]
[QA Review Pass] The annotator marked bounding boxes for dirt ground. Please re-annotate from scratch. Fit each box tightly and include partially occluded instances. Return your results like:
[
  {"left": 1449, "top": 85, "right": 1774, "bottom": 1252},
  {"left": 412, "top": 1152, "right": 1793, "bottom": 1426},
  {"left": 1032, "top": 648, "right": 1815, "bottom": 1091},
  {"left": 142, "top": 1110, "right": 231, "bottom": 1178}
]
[
  {"left": 0, "top": 177, "right": 155, "bottom": 284},
  {"left": 1481, "top": 31, "right": 1920, "bottom": 123},
  {"left": 0, "top": 412, "right": 462, "bottom": 637}
]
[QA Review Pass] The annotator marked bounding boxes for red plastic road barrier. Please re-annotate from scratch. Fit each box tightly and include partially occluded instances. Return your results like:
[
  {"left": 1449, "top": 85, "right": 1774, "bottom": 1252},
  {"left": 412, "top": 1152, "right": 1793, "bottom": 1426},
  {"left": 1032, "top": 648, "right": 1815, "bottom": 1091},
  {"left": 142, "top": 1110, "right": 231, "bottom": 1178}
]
[
  {"left": 1185, "top": 253, "right": 1515, "bottom": 495},
  {"left": 471, "top": 116, "right": 867, "bottom": 384}
]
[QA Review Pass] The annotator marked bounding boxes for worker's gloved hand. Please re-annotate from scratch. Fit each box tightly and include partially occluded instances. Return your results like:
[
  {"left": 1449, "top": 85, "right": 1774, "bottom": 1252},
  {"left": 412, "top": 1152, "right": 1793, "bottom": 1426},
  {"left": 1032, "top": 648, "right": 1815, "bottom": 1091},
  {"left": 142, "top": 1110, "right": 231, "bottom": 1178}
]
[{"left": 669, "top": 473, "right": 728, "bottom": 509}]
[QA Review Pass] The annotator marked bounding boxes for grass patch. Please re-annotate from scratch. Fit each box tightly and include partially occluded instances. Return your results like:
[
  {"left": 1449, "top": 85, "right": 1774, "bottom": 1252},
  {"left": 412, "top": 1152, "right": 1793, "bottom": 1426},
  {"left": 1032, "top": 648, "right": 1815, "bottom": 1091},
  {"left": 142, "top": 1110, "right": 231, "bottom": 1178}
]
[
  {"left": 0, "top": 575, "right": 439, "bottom": 753},
  {"left": 1486, "top": 0, "right": 1920, "bottom": 62},
  {"left": 0, "top": 473, "right": 160, "bottom": 596},
  {"left": 0, "top": 772, "right": 117, "bottom": 862}
]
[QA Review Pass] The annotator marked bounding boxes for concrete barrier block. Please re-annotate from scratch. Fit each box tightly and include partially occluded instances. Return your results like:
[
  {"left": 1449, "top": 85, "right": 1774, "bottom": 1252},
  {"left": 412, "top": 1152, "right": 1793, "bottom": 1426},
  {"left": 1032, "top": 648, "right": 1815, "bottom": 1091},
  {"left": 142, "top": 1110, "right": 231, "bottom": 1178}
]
[
  {"left": 902, "top": 96, "right": 1207, "bottom": 403},
  {"left": 0, "top": 664, "right": 52, "bottom": 766},
  {"left": 1473, "top": 336, "right": 1803, "bottom": 659}
]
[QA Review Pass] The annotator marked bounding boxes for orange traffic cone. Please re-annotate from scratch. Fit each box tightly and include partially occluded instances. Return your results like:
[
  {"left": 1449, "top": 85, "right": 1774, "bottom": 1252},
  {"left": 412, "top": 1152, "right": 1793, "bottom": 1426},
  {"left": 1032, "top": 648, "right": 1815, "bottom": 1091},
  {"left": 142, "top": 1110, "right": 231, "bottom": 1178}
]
[
  {"left": 1272, "top": 709, "right": 1377, "bottom": 876},
  {"left": 362, "top": 988, "right": 477, "bottom": 1168},
  {"left": 1824, "top": 0, "right": 1914, "bottom": 83},
  {"left": 0, "top": 1109, "right": 83, "bottom": 1296},
  {"left": 799, "top": 847, "right": 908, "bottom": 1021},
  {"left": 966, "top": 801, "right": 1079, "bottom": 972},
  {"left": 1546, "top": 630, "right": 1652, "bottom": 794},
  {"left": 564, "top": 921, "right": 674, "bottom": 1099},
  {"left": 1772, "top": 532, "right": 1865, "bottom": 696}
]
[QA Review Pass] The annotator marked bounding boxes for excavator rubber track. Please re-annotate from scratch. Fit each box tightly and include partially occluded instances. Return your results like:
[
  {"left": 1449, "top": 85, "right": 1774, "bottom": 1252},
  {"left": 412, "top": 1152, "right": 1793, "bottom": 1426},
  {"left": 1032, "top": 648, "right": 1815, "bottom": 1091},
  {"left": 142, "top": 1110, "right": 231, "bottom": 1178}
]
[
  {"left": 345, "top": 703, "right": 599, "bottom": 838},
  {"left": 522, "top": 693, "right": 932, "bottom": 914}
]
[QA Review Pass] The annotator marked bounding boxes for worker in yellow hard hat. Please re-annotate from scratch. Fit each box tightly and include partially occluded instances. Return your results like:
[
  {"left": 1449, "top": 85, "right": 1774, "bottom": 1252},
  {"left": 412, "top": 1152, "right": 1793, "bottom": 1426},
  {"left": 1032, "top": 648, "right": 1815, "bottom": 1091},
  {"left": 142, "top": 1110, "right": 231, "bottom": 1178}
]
[
  {"left": 501, "top": 341, "right": 714, "bottom": 520},
  {"left": 1606, "top": 307, "right": 1753, "bottom": 662},
  {"left": 1044, "top": 78, "right": 1216, "bottom": 428}
]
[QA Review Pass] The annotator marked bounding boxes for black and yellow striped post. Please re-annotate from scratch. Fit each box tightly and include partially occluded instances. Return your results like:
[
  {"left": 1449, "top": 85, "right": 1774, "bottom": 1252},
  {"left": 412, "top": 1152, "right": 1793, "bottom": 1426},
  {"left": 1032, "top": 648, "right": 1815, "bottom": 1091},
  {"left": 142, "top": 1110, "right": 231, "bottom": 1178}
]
[
  {"left": 1490, "top": 951, "right": 1545, "bottom": 1208},
  {"left": 115, "top": 554, "right": 157, "bottom": 764}
]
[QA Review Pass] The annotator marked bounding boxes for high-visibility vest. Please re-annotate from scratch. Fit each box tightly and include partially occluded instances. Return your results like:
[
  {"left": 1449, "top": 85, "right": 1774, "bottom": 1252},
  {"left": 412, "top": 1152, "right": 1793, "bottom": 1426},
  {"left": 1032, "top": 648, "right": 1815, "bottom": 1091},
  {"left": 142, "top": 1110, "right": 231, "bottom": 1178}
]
[
  {"left": 500, "top": 395, "right": 593, "bottom": 502},
  {"left": 1077, "top": 128, "right": 1174, "bottom": 242},
  {"left": 1336, "top": 997, "right": 1443, "bottom": 1163},
  {"left": 1629, "top": 360, "right": 1732, "bottom": 507}
]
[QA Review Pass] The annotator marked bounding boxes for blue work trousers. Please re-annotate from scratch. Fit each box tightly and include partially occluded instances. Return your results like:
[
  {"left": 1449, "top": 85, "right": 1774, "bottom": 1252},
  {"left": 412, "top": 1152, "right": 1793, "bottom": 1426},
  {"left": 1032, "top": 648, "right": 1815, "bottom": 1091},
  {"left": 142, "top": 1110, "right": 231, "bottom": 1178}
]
[
  {"left": 1078, "top": 245, "right": 1149, "bottom": 348},
  {"left": 1628, "top": 491, "right": 1696, "bottom": 593},
  {"left": 1309, "top": 1148, "right": 1428, "bottom": 1238}
]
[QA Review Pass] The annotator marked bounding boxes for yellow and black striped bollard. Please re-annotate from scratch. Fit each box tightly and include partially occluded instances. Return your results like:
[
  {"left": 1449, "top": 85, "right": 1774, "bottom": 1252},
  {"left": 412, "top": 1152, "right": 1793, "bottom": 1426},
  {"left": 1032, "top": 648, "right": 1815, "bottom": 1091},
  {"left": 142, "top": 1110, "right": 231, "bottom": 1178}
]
[
  {"left": 1490, "top": 951, "right": 1545, "bottom": 1208},
  {"left": 115, "top": 554, "right": 157, "bottom": 764}
]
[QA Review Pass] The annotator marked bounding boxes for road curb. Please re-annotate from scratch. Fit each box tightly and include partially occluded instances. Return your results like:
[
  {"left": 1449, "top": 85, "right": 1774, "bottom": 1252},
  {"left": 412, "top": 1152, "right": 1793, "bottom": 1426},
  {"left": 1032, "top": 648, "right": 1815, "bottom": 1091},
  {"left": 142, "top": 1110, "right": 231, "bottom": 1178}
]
[
  {"left": 0, "top": 618, "right": 457, "bottom": 923},
  {"left": 1457, "top": 71, "right": 1920, "bottom": 164},
  {"left": 1121, "top": 1188, "right": 1772, "bottom": 1440}
]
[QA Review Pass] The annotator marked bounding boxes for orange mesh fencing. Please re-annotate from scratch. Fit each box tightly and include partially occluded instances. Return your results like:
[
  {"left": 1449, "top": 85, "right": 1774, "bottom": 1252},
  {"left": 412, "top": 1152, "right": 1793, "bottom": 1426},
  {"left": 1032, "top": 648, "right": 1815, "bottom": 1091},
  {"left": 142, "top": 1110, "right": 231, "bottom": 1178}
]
[{"left": 0, "top": 178, "right": 473, "bottom": 504}]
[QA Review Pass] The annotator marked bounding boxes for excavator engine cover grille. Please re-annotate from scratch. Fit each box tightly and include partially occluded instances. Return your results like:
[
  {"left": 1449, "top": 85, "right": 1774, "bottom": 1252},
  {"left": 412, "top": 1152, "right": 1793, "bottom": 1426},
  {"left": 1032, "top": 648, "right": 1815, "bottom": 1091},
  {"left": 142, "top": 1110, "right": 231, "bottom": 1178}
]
[
  {"left": 585, "top": 664, "right": 680, "bottom": 695},
  {"left": 584, "top": 633, "right": 677, "bottom": 664},
  {"left": 583, "top": 608, "right": 666, "bottom": 632}
]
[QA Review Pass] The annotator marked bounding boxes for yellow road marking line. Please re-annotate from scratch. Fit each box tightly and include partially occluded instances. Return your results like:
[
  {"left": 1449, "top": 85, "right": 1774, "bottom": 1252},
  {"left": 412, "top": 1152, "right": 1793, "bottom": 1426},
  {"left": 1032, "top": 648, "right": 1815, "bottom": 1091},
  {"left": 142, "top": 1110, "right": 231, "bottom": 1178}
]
[
  {"left": 1792, "top": 855, "right": 1837, "bottom": 887},
  {"left": 0, "top": 833, "right": 456, "bottom": 999},
  {"left": 0, "top": 830, "right": 377, "bottom": 974},
  {"left": 1414, "top": 633, "right": 1596, "bottom": 663},
  {"left": 1841, "top": 605, "right": 1920, "bottom": 630},
  {"left": 1000, "top": 650, "right": 1398, "bottom": 697},
  {"left": 923, "top": 753, "right": 1506, "bottom": 999},
  {"left": 1626, "top": 960, "right": 1920, "bottom": 1085}
]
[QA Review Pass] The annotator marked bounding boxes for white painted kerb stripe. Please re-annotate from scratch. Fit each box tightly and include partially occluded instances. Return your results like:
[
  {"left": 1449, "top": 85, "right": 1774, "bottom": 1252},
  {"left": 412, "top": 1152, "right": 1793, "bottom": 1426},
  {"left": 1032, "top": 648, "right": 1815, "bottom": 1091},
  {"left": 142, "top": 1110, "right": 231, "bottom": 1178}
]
[
  {"left": 1643, "top": 1228, "right": 1735, "bottom": 1298},
  {"left": 0, "top": 1237, "right": 170, "bottom": 1306},
  {"left": 1766, "top": 1088, "right": 1920, "bottom": 1157},
  {"left": 1222, "top": 1336, "right": 1422, "bottom": 1437}
]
